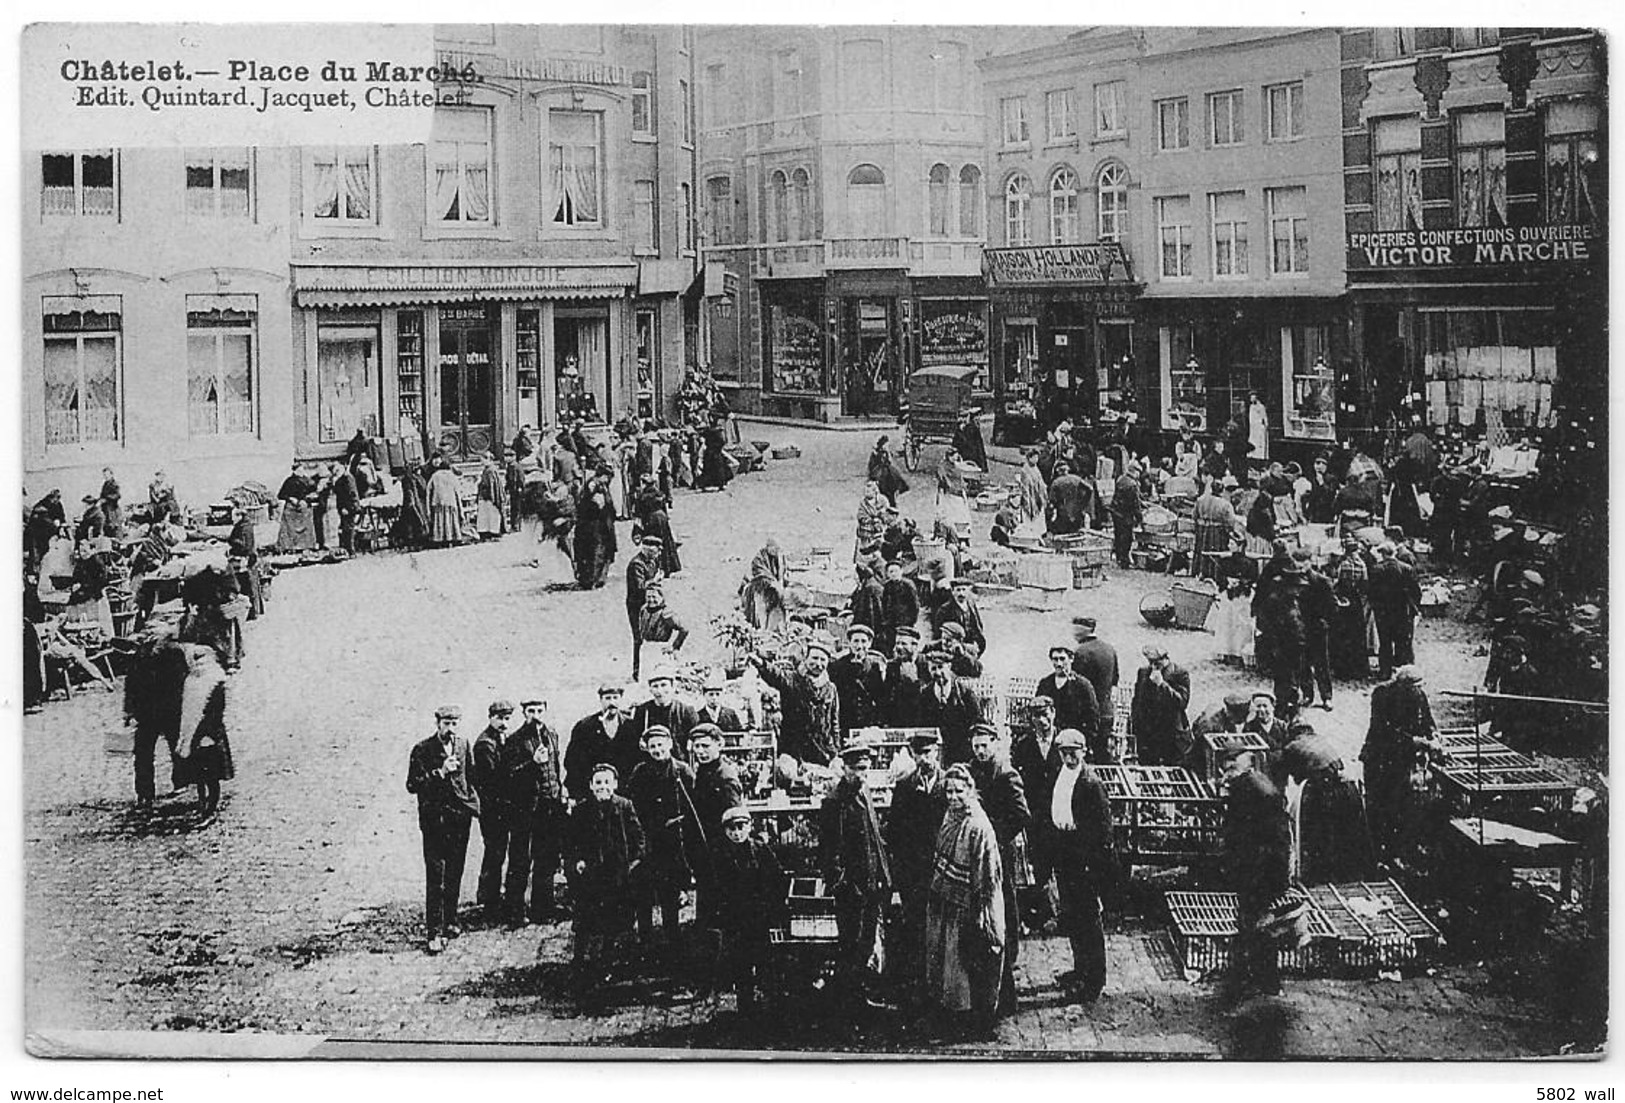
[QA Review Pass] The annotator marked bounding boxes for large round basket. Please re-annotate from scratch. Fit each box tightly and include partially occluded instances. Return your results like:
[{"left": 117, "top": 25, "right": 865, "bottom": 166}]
[{"left": 1139, "top": 593, "right": 1176, "bottom": 628}]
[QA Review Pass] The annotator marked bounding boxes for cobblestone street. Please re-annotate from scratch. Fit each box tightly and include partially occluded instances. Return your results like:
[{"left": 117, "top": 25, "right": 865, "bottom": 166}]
[{"left": 24, "top": 425, "right": 1577, "bottom": 1058}]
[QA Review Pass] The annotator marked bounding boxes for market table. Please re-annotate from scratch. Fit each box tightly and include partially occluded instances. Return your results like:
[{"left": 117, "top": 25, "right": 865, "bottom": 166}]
[{"left": 1442, "top": 816, "right": 1580, "bottom": 901}]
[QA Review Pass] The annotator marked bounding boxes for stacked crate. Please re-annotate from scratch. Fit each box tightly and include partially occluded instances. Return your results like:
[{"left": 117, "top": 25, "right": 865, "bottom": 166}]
[
  {"left": 1165, "top": 890, "right": 1332, "bottom": 975},
  {"left": 1304, "top": 880, "right": 1443, "bottom": 969},
  {"left": 1114, "top": 765, "right": 1224, "bottom": 864}
]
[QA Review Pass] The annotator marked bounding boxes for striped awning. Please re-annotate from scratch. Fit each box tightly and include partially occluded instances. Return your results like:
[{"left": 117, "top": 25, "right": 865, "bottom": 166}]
[{"left": 291, "top": 262, "right": 637, "bottom": 308}]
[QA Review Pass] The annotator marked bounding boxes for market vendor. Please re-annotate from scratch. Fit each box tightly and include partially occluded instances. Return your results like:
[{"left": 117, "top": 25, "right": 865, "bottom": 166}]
[
  {"left": 711, "top": 806, "right": 786, "bottom": 1013},
  {"left": 749, "top": 638, "right": 840, "bottom": 768},
  {"left": 1360, "top": 665, "right": 1439, "bottom": 868},
  {"left": 1219, "top": 747, "right": 1290, "bottom": 1002},
  {"left": 1241, "top": 690, "right": 1292, "bottom": 784}
]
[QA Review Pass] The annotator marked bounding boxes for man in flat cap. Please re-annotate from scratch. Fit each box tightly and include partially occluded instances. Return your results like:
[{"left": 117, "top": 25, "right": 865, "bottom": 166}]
[
  {"left": 625, "top": 725, "right": 699, "bottom": 951},
  {"left": 1037, "top": 644, "right": 1103, "bottom": 763},
  {"left": 503, "top": 697, "right": 567, "bottom": 925},
  {"left": 882, "top": 625, "right": 927, "bottom": 727},
  {"left": 1130, "top": 644, "right": 1192, "bottom": 766},
  {"left": 1219, "top": 746, "right": 1290, "bottom": 1001},
  {"left": 1011, "top": 694, "right": 1062, "bottom": 930},
  {"left": 968, "top": 722, "right": 1031, "bottom": 1014},
  {"left": 470, "top": 700, "right": 518, "bottom": 922},
  {"left": 687, "top": 723, "right": 744, "bottom": 942},
  {"left": 565, "top": 763, "right": 645, "bottom": 991},
  {"left": 886, "top": 729, "right": 949, "bottom": 1007},
  {"left": 1360, "top": 664, "right": 1437, "bottom": 868},
  {"left": 937, "top": 621, "right": 985, "bottom": 679},
  {"left": 878, "top": 557, "right": 920, "bottom": 658},
  {"left": 565, "top": 682, "right": 627, "bottom": 804},
  {"left": 1191, "top": 692, "right": 1253, "bottom": 775},
  {"left": 625, "top": 665, "right": 699, "bottom": 769},
  {"left": 916, "top": 646, "right": 985, "bottom": 766},
  {"left": 1070, "top": 617, "right": 1121, "bottom": 761},
  {"left": 406, "top": 705, "right": 481, "bottom": 953},
  {"left": 750, "top": 637, "right": 841, "bottom": 767},
  {"left": 1047, "top": 729, "right": 1114, "bottom": 1002},
  {"left": 697, "top": 671, "right": 746, "bottom": 733},
  {"left": 931, "top": 576, "right": 987, "bottom": 656},
  {"left": 830, "top": 622, "right": 886, "bottom": 734},
  {"left": 820, "top": 732, "right": 893, "bottom": 1011},
  {"left": 711, "top": 806, "right": 786, "bottom": 1013}
]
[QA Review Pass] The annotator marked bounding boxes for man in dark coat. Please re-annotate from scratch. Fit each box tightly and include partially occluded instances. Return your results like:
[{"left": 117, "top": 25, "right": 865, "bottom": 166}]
[
  {"left": 751, "top": 640, "right": 841, "bottom": 768},
  {"left": 1047, "top": 729, "right": 1115, "bottom": 1002},
  {"left": 914, "top": 647, "right": 984, "bottom": 766},
  {"left": 937, "top": 622, "right": 985, "bottom": 678},
  {"left": 1300, "top": 553, "right": 1338, "bottom": 710},
  {"left": 696, "top": 673, "right": 746, "bottom": 732},
  {"left": 1367, "top": 543, "right": 1422, "bottom": 681},
  {"left": 566, "top": 764, "right": 645, "bottom": 984},
  {"left": 968, "top": 723, "right": 1032, "bottom": 1015},
  {"left": 623, "top": 668, "right": 699, "bottom": 766},
  {"left": 1010, "top": 695, "right": 1062, "bottom": 929},
  {"left": 1046, "top": 460, "right": 1094, "bottom": 536},
  {"left": 687, "top": 724, "right": 744, "bottom": 933},
  {"left": 625, "top": 726, "right": 699, "bottom": 950},
  {"left": 503, "top": 698, "right": 567, "bottom": 925},
  {"left": 1109, "top": 461, "right": 1144, "bottom": 568},
  {"left": 884, "top": 730, "right": 948, "bottom": 1008},
  {"left": 930, "top": 576, "right": 987, "bottom": 654},
  {"left": 469, "top": 700, "right": 517, "bottom": 921},
  {"left": 882, "top": 626, "right": 927, "bottom": 727},
  {"left": 850, "top": 559, "right": 886, "bottom": 637},
  {"left": 1255, "top": 557, "right": 1310, "bottom": 717},
  {"left": 25, "top": 489, "right": 66, "bottom": 571},
  {"left": 626, "top": 535, "right": 665, "bottom": 681},
  {"left": 565, "top": 683, "right": 627, "bottom": 804},
  {"left": 878, "top": 558, "right": 919, "bottom": 658},
  {"left": 1360, "top": 665, "right": 1437, "bottom": 867},
  {"left": 1071, "top": 617, "right": 1120, "bottom": 761},
  {"left": 1129, "top": 645, "right": 1192, "bottom": 767},
  {"left": 572, "top": 473, "right": 618, "bottom": 590},
  {"left": 1281, "top": 724, "right": 1375, "bottom": 885},
  {"left": 1037, "top": 644, "right": 1103, "bottom": 763},
  {"left": 829, "top": 623, "right": 886, "bottom": 735},
  {"left": 406, "top": 705, "right": 482, "bottom": 953},
  {"left": 821, "top": 733, "right": 893, "bottom": 1010},
  {"left": 1241, "top": 691, "right": 1293, "bottom": 786},
  {"left": 712, "top": 806, "right": 787, "bottom": 1012},
  {"left": 1220, "top": 748, "right": 1291, "bottom": 1000},
  {"left": 328, "top": 461, "right": 360, "bottom": 554}
]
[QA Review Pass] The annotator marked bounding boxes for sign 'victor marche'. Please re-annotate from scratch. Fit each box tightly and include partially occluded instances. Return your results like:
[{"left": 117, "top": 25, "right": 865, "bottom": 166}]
[{"left": 1347, "top": 224, "right": 1598, "bottom": 269}]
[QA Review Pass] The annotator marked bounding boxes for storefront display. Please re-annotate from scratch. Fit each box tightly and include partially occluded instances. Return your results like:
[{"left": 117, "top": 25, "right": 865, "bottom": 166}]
[{"left": 768, "top": 302, "right": 825, "bottom": 394}]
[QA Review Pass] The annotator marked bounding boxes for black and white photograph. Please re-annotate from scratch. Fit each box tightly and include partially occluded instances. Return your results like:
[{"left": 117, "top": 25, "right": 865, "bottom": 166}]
[{"left": 11, "top": 13, "right": 1611, "bottom": 1078}]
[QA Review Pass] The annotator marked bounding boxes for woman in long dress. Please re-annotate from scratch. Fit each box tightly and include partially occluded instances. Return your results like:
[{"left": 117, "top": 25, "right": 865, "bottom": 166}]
[
  {"left": 572, "top": 474, "right": 617, "bottom": 589},
  {"left": 1016, "top": 451, "right": 1047, "bottom": 523},
  {"left": 425, "top": 457, "right": 464, "bottom": 547},
  {"left": 867, "top": 437, "right": 909, "bottom": 506},
  {"left": 739, "top": 539, "right": 786, "bottom": 631},
  {"left": 393, "top": 464, "right": 430, "bottom": 549},
  {"left": 923, "top": 764, "right": 1005, "bottom": 1035},
  {"left": 475, "top": 453, "right": 508, "bottom": 539},
  {"left": 275, "top": 465, "right": 318, "bottom": 552},
  {"left": 697, "top": 419, "right": 732, "bottom": 491},
  {"left": 170, "top": 643, "right": 234, "bottom": 822}
]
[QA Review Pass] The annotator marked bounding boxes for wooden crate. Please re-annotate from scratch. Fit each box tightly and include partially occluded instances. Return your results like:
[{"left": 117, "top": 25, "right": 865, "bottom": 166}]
[
  {"left": 1434, "top": 763, "right": 1575, "bottom": 813},
  {"left": 1304, "top": 880, "right": 1442, "bottom": 970},
  {"left": 1014, "top": 554, "right": 1073, "bottom": 590},
  {"left": 1113, "top": 766, "right": 1223, "bottom": 863},
  {"left": 1165, "top": 890, "right": 1333, "bottom": 974},
  {"left": 1200, "top": 731, "right": 1272, "bottom": 784},
  {"left": 719, "top": 731, "right": 778, "bottom": 799}
]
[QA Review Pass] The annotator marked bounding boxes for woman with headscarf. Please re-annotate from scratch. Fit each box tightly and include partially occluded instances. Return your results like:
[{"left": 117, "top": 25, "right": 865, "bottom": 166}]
[
  {"left": 350, "top": 453, "right": 384, "bottom": 499},
  {"left": 855, "top": 480, "right": 888, "bottom": 562},
  {"left": 275, "top": 464, "right": 319, "bottom": 552},
  {"left": 1016, "top": 452, "right": 1047, "bottom": 524},
  {"left": 572, "top": 472, "right": 618, "bottom": 590},
  {"left": 739, "top": 539, "right": 787, "bottom": 631},
  {"left": 1281, "top": 724, "right": 1375, "bottom": 885},
  {"left": 475, "top": 452, "right": 508, "bottom": 539},
  {"left": 697, "top": 416, "right": 732, "bottom": 491},
  {"left": 633, "top": 476, "right": 682, "bottom": 576},
  {"left": 923, "top": 763, "right": 1006, "bottom": 1035},
  {"left": 425, "top": 456, "right": 464, "bottom": 547},
  {"left": 953, "top": 412, "right": 989, "bottom": 473},
  {"left": 867, "top": 437, "right": 909, "bottom": 506},
  {"left": 170, "top": 643, "right": 233, "bottom": 822},
  {"left": 393, "top": 462, "right": 430, "bottom": 550}
]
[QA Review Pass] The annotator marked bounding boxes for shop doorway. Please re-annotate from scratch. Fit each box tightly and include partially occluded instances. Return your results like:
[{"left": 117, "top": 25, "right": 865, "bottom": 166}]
[
  {"left": 1049, "top": 326, "right": 1093, "bottom": 423},
  {"left": 841, "top": 298, "right": 895, "bottom": 416},
  {"left": 437, "top": 307, "right": 495, "bottom": 459},
  {"left": 555, "top": 311, "right": 609, "bottom": 422},
  {"left": 1097, "top": 319, "right": 1135, "bottom": 415}
]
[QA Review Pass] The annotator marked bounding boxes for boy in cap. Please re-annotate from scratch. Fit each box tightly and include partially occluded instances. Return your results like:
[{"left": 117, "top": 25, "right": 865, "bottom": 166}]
[
  {"left": 625, "top": 725, "right": 699, "bottom": 950},
  {"left": 504, "top": 697, "right": 567, "bottom": 925},
  {"left": 820, "top": 732, "right": 892, "bottom": 1011},
  {"left": 406, "top": 705, "right": 481, "bottom": 953},
  {"left": 711, "top": 806, "right": 787, "bottom": 1013},
  {"left": 688, "top": 724, "right": 744, "bottom": 932},
  {"left": 565, "top": 764, "right": 646, "bottom": 989},
  {"left": 470, "top": 700, "right": 518, "bottom": 921},
  {"left": 829, "top": 622, "right": 886, "bottom": 733},
  {"left": 625, "top": 665, "right": 699, "bottom": 768},
  {"left": 878, "top": 558, "right": 920, "bottom": 657},
  {"left": 697, "top": 672, "right": 745, "bottom": 732},
  {"left": 565, "top": 682, "right": 626, "bottom": 804}
]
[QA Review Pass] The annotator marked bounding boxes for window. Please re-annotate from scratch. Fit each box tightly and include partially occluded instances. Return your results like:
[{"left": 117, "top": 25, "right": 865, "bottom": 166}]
[
  {"left": 1545, "top": 101, "right": 1599, "bottom": 225},
  {"left": 1452, "top": 28, "right": 1500, "bottom": 50},
  {"left": 1046, "top": 88, "right": 1075, "bottom": 141},
  {"left": 1283, "top": 325, "right": 1336, "bottom": 439},
  {"left": 1001, "top": 97, "right": 1029, "bottom": 146},
  {"left": 1004, "top": 173, "right": 1032, "bottom": 245},
  {"left": 1210, "top": 190, "right": 1248, "bottom": 277},
  {"left": 932, "top": 42, "right": 968, "bottom": 111},
  {"left": 184, "top": 148, "right": 251, "bottom": 219},
  {"left": 1049, "top": 168, "right": 1080, "bottom": 244},
  {"left": 1156, "top": 195, "right": 1193, "bottom": 278},
  {"left": 41, "top": 151, "right": 115, "bottom": 217},
  {"left": 1267, "top": 185, "right": 1309, "bottom": 274},
  {"left": 1456, "top": 110, "right": 1507, "bottom": 228},
  {"left": 631, "top": 71, "right": 655, "bottom": 137},
  {"left": 845, "top": 39, "right": 885, "bottom": 107},
  {"left": 42, "top": 297, "right": 121, "bottom": 446},
  {"left": 1161, "top": 323, "right": 1205, "bottom": 431},
  {"left": 1374, "top": 116, "right": 1423, "bottom": 231},
  {"left": 774, "top": 49, "right": 804, "bottom": 118},
  {"left": 1156, "top": 98, "right": 1189, "bottom": 151},
  {"left": 680, "top": 182, "right": 694, "bottom": 251},
  {"left": 958, "top": 165, "right": 981, "bottom": 237},
  {"left": 430, "top": 108, "right": 492, "bottom": 225},
  {"left": 1374, "top": 28, "right": 1416, "bottom": 61},
  {"left": 1266, "top": 82, "right": 1304, "bottom": 142},
  {"left": 1097, "top": 163, "right": 1128, "bottom": 242},
  {"left": 928, "top": 163, "right": 951, "bottom": 237},
  {"left": 308, "top": 146, "right": 376, "bottom": 224},
  {"left": 703, "top": 64, "right": 726, "bottom": 127},
  {"left": 706, "top": 175, "right": 733, "bottom": 245},
  {"left": 1209, "top": 90, "right": 1244, "bottom": 146},
  {"left": 1418, "top": 308, "right": 1559, "bottom": 429},
  {"left": 791, "top": 168, "right": 811, "bottom": 241},
  {"left": 186, "top": 295, "right": 256, "bottom": 437},
  {"left": 634, "top": 179, "right": 658, "bottom": 252},
  {"left": 548, "top": 111, "right": 601, "bottom": 227},
  {"left": 770, "top": 171, "right": 789, "bottom": 242},
  {"left": 847, "top": 164, "right": 886, "bottom": 237},
  {"left": 679, "top": 80, "right": 693, "bottom": 145},
  {"left": 1095, "top": 81, "right": 1127, "bottom": 136}
]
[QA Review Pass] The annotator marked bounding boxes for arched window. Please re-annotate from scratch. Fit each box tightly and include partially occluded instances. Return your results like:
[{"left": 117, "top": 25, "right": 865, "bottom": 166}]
[
  {"left": 1050, "top": 167, "right": 1080, "bottom": 244},
  {"left": 927, "top": 163, "right": 951, "bottom": 237},
  {"left": 790, "top": 167, "right": 810, "bottom": 241},
  {"left": 847, "top": 163, "right": 886, "bottom": 237},
  {"left": 1097, "top": 162, "right": 1128, "bottom": 243},
  {"left": 1004, "top": 172, "right": 1031, "bottom": 246},
  {"left": 770, "top": 170, "right": 789, "bottom": 242},
  {"left": 958, "top": 164, "right": 982, "bottom": 237}
]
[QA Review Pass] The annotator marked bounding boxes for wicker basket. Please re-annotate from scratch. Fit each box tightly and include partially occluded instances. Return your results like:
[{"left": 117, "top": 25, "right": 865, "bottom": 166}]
[
  {"left": 1140, "top": 593, "right": 1176, "bottom": 628},
  {"left": 1169, "top": 579, "right": 1220, "bottom": 630}
]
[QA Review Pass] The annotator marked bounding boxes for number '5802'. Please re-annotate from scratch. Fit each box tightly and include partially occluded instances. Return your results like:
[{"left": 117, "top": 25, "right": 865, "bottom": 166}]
[{"left": 1537, "top": 1091, "right": 1575, "bottom": 1100}]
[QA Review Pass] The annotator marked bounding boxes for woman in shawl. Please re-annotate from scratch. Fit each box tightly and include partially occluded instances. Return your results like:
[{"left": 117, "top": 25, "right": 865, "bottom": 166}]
[
  {"left": 867, "top": 437, "right": 909, "bottom": 506},
  {"left": 1016, "top": 451, "right": 1047, "bottom": 523},
  {"left": 393, "top": 462, "right": 430, "bottom": 550},
  {"left": 275, "top": 464, "right": 319, "bottom": 552},
  {"left": 697, "top": 416, "right": 732, "bottom": 491},
  {"left": 350, "top": 453, "right": 384, "bottom": 499},
  {"left": 633, "top": 477, "right": 682, "bottom": 576},
  {"left": 573, "top": 472, "right": 617, "bottom": 590},
  {"left": 953, "top": 413, "right": 989, "bottom": 473},
  {"left": 924, "top": 764, "right": 1005, "bottom": 1034},
  {"left": 170, "top": 643, "right": 233, "bottom": 822},
  {"left": 854, "top": 480, "right": 888, "bottom": 562},
  {"left": 425, "top": 456, "right": 464, "bottom": 547},
  {"left": 739, "top": 539, "right": 787, "bottom": 631},
  {"left": 475, "top": 452, "right": 508, "bottom": 539}
]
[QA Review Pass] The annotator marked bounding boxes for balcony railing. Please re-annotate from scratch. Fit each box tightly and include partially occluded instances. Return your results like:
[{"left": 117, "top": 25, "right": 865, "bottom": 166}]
[
  {"left": 825, "top": 236, "right": 909, "bottom": 268},
  {"left": 909, "top": 237, "right": 984, "bottom": 277}
]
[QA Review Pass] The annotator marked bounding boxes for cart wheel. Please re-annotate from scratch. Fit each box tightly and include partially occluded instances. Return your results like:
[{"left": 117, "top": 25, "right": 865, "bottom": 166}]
[{"left": 904, "top": 430, "right": 921, "bottom": 471}]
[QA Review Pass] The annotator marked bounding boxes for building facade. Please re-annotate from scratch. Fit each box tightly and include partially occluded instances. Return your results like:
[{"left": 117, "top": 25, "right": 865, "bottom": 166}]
[
  {"left": 289, "top": 24, "right": 700, "bottom": 463},
  {"left": 1338, "top": 28, "right": 1605, "bottom": 452},
  {"left": 697, "top": 27, "right": 1043, "bottom": 421},
  {"left": 980, "top": 28, "right": 1347, "bottom": 453},
  {"left": 23, "top": 145, "right": 298, "bottom": 505}
]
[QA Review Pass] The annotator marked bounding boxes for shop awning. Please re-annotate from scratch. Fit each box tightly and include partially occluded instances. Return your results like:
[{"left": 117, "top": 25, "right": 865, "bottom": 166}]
[{"left": 291, "top": 262, "right": 638, "bottom": 308}]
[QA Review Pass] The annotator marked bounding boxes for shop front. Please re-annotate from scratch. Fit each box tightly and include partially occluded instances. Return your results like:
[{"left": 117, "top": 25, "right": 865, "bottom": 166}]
[
  {"left": 291, "top": 262, "right": 638, "bottom": 462},
  {"left": 759, "top": 279, "right": 831, "bottom": 421},
  {"left": 984, "top": 243, "right": 1141, "bottom": 445},
  {"left": 913, "top": 276, "right": 991, "bottom": 407}
]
